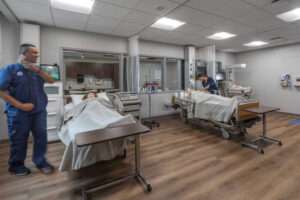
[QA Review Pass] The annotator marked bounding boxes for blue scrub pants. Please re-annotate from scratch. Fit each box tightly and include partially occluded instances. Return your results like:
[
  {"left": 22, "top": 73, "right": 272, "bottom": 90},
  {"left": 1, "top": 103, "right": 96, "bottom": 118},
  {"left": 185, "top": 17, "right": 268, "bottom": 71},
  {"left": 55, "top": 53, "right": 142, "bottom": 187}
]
[{"left": 7, "top": 110, "right": 48, "bottom": 171}]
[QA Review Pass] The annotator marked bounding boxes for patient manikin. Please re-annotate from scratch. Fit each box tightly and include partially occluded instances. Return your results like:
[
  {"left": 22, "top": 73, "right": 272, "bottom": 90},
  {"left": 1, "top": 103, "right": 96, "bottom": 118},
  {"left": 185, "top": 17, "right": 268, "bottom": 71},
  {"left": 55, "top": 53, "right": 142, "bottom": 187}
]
[{"left": 82, "top": 92, "right": 98, "bottom": 100}]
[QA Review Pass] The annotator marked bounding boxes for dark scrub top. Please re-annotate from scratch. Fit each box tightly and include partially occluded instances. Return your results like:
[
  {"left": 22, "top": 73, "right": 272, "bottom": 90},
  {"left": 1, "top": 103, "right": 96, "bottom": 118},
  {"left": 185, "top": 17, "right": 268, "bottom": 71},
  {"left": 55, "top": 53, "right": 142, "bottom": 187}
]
[
  {"left": 202, "top": 77, "right": 218, "bottom": 94},
  {"left": 0, "top": 62, "right": 48, "bottom": 116}
]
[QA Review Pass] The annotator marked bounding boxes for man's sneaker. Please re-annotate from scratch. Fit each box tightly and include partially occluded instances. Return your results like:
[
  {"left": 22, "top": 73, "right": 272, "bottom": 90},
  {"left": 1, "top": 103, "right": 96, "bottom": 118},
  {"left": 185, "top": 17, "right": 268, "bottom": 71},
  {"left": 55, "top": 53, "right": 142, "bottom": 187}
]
[
  {"left": 37, "top": 163, "right": 54, "bottom": 174},
  {"left": 9, "top": 166, "right": 31, "bottom": 176}
]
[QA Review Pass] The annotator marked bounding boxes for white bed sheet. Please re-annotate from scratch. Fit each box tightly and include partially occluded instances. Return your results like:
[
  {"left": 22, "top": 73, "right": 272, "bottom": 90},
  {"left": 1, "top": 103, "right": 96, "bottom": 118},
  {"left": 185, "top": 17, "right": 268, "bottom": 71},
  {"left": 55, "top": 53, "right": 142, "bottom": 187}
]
[{"left": 59, "top": 98, "right": 137, "bottom": 171}]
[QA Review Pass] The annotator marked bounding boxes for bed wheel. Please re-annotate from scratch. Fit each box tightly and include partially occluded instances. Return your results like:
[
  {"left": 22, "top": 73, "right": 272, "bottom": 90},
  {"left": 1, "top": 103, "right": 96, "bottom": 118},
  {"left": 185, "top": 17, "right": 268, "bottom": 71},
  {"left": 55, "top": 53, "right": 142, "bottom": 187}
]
[
  {"left": 147, "top": 185, "right": 152, "bottom": 191},
  {"left": 279, "top": 141, "right": 282, "bottom": 146},
  {"left": 260, "top": 149, "right": 264, "bottom": 154},
  {"left": 221, "top": 128, "right": 231, "bottom": 140}
]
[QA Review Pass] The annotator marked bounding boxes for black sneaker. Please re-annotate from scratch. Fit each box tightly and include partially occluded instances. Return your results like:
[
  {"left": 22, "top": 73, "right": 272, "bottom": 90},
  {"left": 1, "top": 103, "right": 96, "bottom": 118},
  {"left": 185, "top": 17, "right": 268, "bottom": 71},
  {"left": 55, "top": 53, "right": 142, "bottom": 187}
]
[
  {"left": 9, "top": 166, "right": 31, "bottom": 176},
  {"left": 37, "top": 163, "right": 54, "bottom": 174}
]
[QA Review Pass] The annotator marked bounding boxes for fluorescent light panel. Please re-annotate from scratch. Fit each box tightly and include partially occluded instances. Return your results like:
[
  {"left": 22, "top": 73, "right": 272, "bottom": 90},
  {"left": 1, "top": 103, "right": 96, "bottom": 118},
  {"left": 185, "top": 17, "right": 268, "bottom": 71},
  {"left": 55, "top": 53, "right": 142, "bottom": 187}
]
[
  {"left": 151, "top": 17, "right": 185, "bottom": 30},
  {"left": 207, "top": 32, "right": 236, "bottom": 40},
  {"left": 276, "top": 8, "right": 300, "bottom": 22},
  {"left": 50, "top": 0, "right": 95, "bottom": 14},
  {"left": 243, "top": 41, "right": 268, "bottom": 47}
]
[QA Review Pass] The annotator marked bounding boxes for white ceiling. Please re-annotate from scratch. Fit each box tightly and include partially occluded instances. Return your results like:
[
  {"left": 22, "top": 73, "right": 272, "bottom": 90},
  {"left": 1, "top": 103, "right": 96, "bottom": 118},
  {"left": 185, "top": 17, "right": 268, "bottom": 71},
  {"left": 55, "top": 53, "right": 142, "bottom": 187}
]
[{"left": 2, "top": 0, "right": 300, "bottom": 52}]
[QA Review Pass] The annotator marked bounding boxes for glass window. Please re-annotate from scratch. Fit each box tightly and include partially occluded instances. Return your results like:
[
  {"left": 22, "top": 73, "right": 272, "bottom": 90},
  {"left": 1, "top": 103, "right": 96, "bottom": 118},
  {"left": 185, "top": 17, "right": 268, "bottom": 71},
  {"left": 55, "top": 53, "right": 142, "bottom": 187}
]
[{"left": 139, "top": 57, "right": 163, "bottom": 91}]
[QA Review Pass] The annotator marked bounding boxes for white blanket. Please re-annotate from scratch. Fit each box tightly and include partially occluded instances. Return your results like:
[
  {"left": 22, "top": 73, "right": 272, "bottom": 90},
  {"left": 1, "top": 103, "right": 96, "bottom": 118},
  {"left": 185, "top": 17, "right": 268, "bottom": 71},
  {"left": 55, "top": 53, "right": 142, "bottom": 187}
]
[
  {"left": 194, "top": 93, "right": 245, "bottom": 123},
  {"left": 59, "top": 98, "right": 137, "bottom": 171}
]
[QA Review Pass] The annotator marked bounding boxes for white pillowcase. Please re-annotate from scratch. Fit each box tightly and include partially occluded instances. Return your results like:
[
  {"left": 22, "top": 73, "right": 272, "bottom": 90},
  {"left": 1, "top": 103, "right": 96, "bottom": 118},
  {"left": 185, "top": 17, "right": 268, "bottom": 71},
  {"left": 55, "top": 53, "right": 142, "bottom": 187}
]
[
  {"left": 64, "top": 102, "right": 75, "bottom": 112},
  {"left": 70, "top": 94, "right": 85, "bottom": 106},
  {"left": 97, "top": 92, "right": 110, "bottom": 102}
]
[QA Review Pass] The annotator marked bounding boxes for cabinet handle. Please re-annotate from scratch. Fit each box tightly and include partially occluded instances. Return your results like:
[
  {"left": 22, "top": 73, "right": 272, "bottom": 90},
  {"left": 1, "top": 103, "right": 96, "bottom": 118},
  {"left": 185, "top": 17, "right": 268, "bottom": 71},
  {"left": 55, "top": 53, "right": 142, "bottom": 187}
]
[
  {"left": 47, "top": 127, "right": 57, "bottom": 130},
  {"left": 48, "top": 112, "right": 57, "bottom": 116}
]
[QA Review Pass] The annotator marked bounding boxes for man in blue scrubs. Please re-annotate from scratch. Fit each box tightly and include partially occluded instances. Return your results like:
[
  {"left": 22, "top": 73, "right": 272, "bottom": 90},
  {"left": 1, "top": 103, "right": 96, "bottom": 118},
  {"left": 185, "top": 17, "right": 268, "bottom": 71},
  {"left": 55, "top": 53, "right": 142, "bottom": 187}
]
[
  {"left": 198, "top": 73, "right": 218, "bottom": 94},
  {"left": 0, "top": 44, "right": 55, "bottom": 175}
]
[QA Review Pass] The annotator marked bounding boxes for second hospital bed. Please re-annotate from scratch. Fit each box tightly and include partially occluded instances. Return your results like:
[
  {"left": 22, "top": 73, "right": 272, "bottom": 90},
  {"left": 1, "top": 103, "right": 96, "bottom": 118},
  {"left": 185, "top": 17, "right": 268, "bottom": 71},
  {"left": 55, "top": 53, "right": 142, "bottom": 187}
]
[{"left": 172, "top": 91, "right": 261, "bottom": 140}]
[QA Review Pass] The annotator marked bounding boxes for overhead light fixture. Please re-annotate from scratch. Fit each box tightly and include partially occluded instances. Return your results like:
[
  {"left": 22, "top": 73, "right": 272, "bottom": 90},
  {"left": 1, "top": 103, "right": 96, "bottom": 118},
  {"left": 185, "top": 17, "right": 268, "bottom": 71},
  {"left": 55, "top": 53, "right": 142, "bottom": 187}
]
[
  {"left": 50, "top": 0, "right": 95, "bottom": 14},
  {"left": 207, "top": 32, "right": 236, "bottom": 40},
  {"left": 276, "top": 7, "right": 300, "bottom": 22},
  {"left": 243, "top": 41, "right": 268, "bottom": 47},
  {"left": 151, "top": 17, "right": 185, "bottom": 30}
]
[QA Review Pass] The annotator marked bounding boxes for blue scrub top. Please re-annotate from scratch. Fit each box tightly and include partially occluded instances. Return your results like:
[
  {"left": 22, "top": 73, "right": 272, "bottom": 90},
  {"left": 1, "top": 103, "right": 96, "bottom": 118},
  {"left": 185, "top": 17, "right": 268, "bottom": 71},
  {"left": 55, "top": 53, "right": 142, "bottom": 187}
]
[
  {"left": 0, "top": 62, "right": 48, "bottom": 116},
  {"left": 202, "top": 77, "right": 218, "bottom": 94}
]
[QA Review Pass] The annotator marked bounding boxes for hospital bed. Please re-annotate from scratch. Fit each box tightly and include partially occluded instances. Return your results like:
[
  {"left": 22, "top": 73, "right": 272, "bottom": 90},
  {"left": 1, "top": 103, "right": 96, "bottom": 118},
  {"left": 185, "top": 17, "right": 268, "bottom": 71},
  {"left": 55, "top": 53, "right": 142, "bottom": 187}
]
[
  {"left": 58, "top": 92, "right": 140, "bottom": 171},
  {"left": 172, "top": 91, "right": 261, "bottom": 140}
]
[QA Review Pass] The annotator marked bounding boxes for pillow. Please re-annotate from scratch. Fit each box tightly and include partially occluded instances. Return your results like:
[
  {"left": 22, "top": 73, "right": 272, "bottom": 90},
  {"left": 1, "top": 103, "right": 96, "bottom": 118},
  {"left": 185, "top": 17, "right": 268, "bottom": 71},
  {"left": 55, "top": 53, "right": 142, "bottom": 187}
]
[
  {"left": 64, "top": 102, "right": 75, "bottom": 112},
  {"left": 70, "top": 94, "right": 85, "bottom": 105},
  {"left": 97, "top": 92, "right": 110, "bottom": 102}
]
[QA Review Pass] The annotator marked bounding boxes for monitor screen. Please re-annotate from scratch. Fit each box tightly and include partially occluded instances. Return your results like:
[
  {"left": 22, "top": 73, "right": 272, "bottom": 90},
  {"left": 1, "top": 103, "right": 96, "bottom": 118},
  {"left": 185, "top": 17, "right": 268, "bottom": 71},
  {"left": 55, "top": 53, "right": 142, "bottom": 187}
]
[
  {"left": 197, "top": 66, "right": 207, "bottom": 74},
  {"left": 40, "top": 64, "right": 60, "bottom": 80},
  {"left": 216, "top": 72, "right": 225, "bottom": 81}
]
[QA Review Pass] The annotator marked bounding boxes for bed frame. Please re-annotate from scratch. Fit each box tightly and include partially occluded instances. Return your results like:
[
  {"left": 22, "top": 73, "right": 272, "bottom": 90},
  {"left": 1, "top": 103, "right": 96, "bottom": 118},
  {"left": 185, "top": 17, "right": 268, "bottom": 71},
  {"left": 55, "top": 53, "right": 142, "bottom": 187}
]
[{"left": 173, "top": 95, "right": 261, "bottom": 140}]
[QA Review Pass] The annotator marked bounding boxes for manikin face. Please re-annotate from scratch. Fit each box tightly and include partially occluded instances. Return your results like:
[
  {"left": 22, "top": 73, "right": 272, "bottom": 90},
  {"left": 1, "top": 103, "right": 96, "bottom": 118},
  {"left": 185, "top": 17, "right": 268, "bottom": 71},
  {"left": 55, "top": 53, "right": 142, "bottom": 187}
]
[
  {"left": 23, "top": 46, "right": 39, "bottom": 63},
  {"left": 87, "top": 93, "right": 96, "bottom": 99}
]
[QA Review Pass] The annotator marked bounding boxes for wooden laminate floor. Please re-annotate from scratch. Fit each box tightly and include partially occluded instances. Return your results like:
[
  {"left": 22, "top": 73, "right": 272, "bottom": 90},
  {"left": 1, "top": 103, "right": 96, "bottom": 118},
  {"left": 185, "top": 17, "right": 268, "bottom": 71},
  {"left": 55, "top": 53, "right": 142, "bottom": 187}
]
[{"left": 0, "top": 112, "right": 300, "bottom": 200}]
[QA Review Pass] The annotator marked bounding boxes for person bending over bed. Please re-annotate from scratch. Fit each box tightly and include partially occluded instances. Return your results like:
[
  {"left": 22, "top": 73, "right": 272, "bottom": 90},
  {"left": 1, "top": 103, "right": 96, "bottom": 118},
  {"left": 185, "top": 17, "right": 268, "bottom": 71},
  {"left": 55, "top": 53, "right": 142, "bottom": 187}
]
[
  {"left": 198, "top": 73, "right": 218, "bottom": 94},
  {"left": 82, "top": 92, "right": 98, "bottom": 100}
]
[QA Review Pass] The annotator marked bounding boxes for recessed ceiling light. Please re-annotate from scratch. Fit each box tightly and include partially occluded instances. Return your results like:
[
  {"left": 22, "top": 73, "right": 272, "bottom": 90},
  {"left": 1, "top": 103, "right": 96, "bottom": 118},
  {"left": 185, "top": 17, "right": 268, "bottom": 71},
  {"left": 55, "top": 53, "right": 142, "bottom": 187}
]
[
  {"left": 50, "top": 0, "right": 95, "bottom": 14},
  {"left": 243, "top": 41, "right": 268, "bottom": 47},
  {"left": 151, "top": 17, "right": 185, "bottom": 30},
  {"left": 276, "top": 7, "right": 300, "bottom": 22},
  {"left": 207, "top": 32, "right": 236, "bottom": 40}
]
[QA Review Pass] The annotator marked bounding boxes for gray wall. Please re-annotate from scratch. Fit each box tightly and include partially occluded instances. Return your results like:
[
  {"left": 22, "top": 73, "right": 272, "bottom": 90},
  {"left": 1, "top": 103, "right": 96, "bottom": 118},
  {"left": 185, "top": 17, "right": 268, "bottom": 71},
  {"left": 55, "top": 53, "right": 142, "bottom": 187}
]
[
  {"left": 139, "top": 40, "right": 184, "bottom": 59},
  {"left": 0, "top": 15, "right": 20, "bottom": 140},
  {"left": 216, "top": 51, "right": 236, "bottom": 69},
  {"left": 40, "top": 26, "right": 128, "bottom": 65},
  {"left": 236, "top": 43, "right": 300, "bottom": 115}
]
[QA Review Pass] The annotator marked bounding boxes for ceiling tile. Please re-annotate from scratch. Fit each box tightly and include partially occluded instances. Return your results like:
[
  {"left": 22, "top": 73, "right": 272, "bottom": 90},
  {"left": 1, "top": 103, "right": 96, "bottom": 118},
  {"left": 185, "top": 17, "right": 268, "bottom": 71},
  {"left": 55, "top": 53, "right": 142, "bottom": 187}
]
[
  {"left": 166, "top": 5, "right": 204, "bottom": 22},
  {"left": 211, "top": 0, "right": 256, "bottom": 19},
  {"left": 23, "top": 0, "right": 49, "bottom": 6},
  {"left": 88, "top": 15, "right": 121, "bottom": 28},
  {"left": 262, "top": 0, "right": 300, "bottom": 15},
  {"left": 250, "top": 17, "right": 285, "bottom": 31},
  {"left": 135, "top": 0, "right": 179, "bottom": 16},
  {"left": 111, "top": 29, "right": 137, "bottom": 37},
  {"left": 55, "top": 19, "right": 86, "bottom": 31},
  {"left": 125, "top": 10, "right": 159, "bottom": 25},
  {"left": 176, "top": 23, "right": 206, "bottom": 34},
  {"left": 185, "top": 0, "right": 233, "bottom": 12},
  {"left": 100, "top": 0, "right": 141, "bottom": 9},
  {"left": 170, "top": 0, "right": 188, "bottom": 3},
  {"left": 86, "top": 23, "right": 115, "bottom": 34},
  {"left": 233, "top": 9, "right": 273, "bottom": 25},
  {"left": 190, "top": 13, "right": 226, "bottom": 28},
  {"left": 17, "top": 12, "right": 53, "bottom": 26},
  {"left": 93, "top": 1, "right": 131, "bottom": 20},
  {"left": 6, "top": 0, "right": 52, "bottom": 18},
  {"left": 52, "top": 8, "right": 89, "bottom": 23},
  {"left": 230, "top": 24, "right": 256, "bottom": 35},
  {"left": 212, "top": 20, "right": 243, "bottom": 32},
  {"left": 243, "top": 0, "right": 273, "bottom": 7},
  {"left": 116, "top": 21, "right": 145, "bottom": 32}
]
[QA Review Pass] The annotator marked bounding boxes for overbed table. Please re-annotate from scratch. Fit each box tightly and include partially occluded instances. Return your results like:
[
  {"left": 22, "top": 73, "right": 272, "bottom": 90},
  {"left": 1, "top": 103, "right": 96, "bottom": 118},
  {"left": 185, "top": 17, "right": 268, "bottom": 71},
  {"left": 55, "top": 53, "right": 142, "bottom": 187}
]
[
  {"left": 242, "top": 106, "right": 282, "bottom": 154},
  {"left": 76, "top": 123, "right": 151, "bottom": 200}
]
